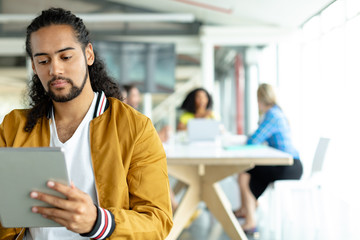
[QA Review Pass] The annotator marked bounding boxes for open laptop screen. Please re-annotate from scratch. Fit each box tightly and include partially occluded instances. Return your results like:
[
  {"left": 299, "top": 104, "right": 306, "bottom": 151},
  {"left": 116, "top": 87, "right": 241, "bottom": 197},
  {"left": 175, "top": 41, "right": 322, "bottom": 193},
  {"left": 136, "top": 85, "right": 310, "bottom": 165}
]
[{"left": 187, "top": 119, "right": 220, "bottom": 141}]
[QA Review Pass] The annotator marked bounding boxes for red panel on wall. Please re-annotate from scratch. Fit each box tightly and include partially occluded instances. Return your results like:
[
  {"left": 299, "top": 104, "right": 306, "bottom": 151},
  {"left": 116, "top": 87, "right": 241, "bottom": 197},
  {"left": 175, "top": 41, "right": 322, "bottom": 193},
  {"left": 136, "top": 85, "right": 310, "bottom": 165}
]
[{"left": 235, "top": 54, "right": 245, "bottom": 134}]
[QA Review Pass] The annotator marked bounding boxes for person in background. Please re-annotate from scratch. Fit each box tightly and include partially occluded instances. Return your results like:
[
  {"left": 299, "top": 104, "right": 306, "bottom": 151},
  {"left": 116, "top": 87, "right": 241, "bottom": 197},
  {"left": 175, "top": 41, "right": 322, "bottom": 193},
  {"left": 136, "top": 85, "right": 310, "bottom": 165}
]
[
  {"left": 123, "top": 84, "right": 142, "bottom": 110},
  {"left": 233, "top": 83, "right": 303, "bottom": 234},
  {"left": 118, "top": 84, "right": 127, "bottom": 101},
  {"left": 177, "top": 87, "right": 216, "bottom": 131},
  {"left": 122, "top": 84, "right": 171, "bottom": 142},
  {"left": 0, "top": 8, "right": 172, "bottom": 239}
]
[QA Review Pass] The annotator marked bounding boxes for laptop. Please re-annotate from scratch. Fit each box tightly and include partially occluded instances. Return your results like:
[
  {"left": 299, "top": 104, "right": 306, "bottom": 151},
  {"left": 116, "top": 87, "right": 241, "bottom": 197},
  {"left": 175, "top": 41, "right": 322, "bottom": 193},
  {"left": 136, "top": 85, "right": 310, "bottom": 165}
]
[
  {"left": 187, "top": 119, "right": 220, "bottom": 142},
  {"left": 0, "top": 147, "right": 70, "bottom": 228}
]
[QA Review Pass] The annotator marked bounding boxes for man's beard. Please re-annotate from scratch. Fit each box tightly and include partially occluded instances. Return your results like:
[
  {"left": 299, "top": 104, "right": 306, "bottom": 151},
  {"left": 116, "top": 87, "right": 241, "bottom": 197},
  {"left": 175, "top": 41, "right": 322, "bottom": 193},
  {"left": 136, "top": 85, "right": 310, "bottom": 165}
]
[{"left": 47, "top": 69, "right": 88, "bottom": 103}]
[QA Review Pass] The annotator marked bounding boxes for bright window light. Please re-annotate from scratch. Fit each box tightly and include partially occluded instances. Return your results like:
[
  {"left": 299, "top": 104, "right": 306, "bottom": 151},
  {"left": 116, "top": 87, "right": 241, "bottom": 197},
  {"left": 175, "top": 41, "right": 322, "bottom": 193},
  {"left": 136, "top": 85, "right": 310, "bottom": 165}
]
[
  {"left": 303, "top": 15, "right": 321, "bottom": 42},
  {"left": 346, "top": 0, "right": 360, "bottom": 19},
  {"left": 258, "top": 44, "right": 277, "bottom": 86},
  {"left": 321, "top": 0, "right": 345, "bottom": 32},
  {"left": 275, "top": 0, "right": 360, "bottom": 205}
]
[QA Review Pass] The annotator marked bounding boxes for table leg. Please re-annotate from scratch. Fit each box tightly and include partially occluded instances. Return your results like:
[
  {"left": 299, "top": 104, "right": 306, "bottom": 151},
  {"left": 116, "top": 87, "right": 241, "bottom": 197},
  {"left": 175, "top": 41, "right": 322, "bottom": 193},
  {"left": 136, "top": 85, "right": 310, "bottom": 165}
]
[
  {"left": 203, "top": 182, "right": 248, "bottom": 240},
  {"left": 166, "top": 165, "right": 201, "bottom": 240},
  {"left": 166, "top": 164, "right": 254, "bottom": 240},
  {"left": 201, "top": 165, "right": 254, "bottom": 240}
]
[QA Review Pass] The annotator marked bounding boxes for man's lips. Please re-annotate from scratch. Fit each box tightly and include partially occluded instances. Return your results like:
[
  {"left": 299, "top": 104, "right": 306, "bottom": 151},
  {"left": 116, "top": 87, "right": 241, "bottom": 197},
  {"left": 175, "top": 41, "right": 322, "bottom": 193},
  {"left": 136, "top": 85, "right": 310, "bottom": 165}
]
[{"left": 50, "top": 79, "right": 68, "bottom": 88}]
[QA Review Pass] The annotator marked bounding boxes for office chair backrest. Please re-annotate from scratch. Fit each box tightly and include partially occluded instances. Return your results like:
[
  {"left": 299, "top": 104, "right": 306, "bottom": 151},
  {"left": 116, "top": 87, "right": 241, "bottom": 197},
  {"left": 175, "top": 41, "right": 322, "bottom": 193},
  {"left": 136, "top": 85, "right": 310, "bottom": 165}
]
[{"left": 310, "top": 137, "right": 330, "bottom": 177}]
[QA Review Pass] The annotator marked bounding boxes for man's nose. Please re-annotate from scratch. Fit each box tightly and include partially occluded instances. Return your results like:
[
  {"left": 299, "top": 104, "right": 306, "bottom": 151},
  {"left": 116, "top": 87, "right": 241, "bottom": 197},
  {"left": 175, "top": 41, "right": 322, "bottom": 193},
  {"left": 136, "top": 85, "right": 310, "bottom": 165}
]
[{"left": 49, "top": 59, "right": 63, "bottom": 76}]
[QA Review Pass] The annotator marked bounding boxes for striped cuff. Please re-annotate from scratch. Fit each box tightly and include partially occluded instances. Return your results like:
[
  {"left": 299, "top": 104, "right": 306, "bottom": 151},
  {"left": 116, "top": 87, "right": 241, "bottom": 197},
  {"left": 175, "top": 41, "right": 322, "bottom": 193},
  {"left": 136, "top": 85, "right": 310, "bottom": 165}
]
[{"left": 80, "top": 205, "right": 115, "bottom": 239}]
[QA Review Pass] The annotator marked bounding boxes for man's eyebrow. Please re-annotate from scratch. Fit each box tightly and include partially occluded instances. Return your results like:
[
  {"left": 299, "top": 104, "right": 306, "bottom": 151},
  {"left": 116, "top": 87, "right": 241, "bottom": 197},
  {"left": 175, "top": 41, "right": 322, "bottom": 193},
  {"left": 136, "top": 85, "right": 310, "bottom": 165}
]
[{"left": 33, "top": 47, "right": 76, "bottom": 57}]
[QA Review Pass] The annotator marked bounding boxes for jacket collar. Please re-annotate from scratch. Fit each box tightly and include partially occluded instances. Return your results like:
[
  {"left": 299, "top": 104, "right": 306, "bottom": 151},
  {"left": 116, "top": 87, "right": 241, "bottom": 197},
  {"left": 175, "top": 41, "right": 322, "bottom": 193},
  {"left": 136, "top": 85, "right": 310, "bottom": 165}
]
[
  {"left": 93, "top": 91, "right": 109, "bottom": 119},
  {"left": 46, "top": 91, "right": 109, "bottom": 120}
]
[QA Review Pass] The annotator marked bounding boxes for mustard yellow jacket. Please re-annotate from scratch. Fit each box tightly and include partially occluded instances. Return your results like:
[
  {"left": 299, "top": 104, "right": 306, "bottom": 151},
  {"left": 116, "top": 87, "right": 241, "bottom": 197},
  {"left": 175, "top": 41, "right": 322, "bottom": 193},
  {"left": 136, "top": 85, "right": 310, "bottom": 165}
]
[{"left": 0, "top": 96, "right": 173, "bottom": 239}]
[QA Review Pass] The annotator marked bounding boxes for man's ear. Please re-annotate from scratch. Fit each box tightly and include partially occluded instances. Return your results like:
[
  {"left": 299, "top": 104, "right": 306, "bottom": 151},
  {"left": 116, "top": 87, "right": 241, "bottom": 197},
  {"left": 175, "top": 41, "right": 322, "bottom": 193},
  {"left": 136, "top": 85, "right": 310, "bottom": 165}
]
[
  {"left": 85, "top": 43, "right": 95, "bottom": 66},
  {"left": 31, "top": 60, "right": 37, "bottom": 75}
]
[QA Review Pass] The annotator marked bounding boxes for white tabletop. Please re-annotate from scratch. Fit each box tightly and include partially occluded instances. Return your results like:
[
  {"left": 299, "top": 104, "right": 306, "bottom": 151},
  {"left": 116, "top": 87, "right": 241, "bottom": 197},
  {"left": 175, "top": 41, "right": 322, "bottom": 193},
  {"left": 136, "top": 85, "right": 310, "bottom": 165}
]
[{"left": 164, "top": 142, "right": 293, "bottom": 166}]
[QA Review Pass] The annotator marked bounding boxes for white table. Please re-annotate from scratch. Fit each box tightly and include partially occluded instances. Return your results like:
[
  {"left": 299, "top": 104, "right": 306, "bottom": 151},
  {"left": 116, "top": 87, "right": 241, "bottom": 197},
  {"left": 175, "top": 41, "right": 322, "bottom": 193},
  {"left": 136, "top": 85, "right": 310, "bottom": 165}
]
[{"left": 164, "top": 142, "right": 293, "bottom": 240}]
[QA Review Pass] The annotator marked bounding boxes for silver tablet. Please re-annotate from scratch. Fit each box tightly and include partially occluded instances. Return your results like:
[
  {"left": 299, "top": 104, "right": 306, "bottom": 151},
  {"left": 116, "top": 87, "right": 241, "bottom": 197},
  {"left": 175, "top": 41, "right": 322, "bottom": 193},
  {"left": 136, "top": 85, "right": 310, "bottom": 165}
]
[{"left": 0, "top": 147, "right": 70, "bottom": 228}]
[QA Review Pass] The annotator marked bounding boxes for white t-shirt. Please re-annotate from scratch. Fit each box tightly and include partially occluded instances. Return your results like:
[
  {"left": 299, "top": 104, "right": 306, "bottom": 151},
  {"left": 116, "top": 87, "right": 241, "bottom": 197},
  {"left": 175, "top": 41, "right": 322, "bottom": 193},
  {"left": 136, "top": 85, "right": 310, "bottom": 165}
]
[{"left": 26, "top": 92, "right": 98, "bottom": 240}]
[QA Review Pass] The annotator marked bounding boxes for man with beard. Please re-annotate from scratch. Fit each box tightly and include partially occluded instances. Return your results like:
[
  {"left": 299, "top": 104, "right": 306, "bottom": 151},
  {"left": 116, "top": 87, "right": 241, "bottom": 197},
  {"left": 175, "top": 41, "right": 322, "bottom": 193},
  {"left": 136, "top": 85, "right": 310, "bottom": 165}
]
[{"left": 0, "top": 8, "right": 172, "bottom": 240}]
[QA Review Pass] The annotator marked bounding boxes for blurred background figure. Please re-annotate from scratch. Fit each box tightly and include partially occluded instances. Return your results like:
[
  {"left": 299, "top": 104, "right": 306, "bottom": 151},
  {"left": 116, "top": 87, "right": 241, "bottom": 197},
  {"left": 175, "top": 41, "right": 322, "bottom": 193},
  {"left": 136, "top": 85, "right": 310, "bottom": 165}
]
[
  {"left": 122, "top": 84, "right": 170, "bottom": 142},
  {"left": 233, "top": 83, "right": 303, "bottom": 234},
  {"left": 157, "top": 125, "right": 171, "bottom": 143},
  {"left": 177, "top": 87, "right": 217, "bottom": 131},
  {"left": 118, "top": 84, "right": 127, "bottom": 101},
  {"left": 123, "top": 84, "right": 142, "bottom": 110}
]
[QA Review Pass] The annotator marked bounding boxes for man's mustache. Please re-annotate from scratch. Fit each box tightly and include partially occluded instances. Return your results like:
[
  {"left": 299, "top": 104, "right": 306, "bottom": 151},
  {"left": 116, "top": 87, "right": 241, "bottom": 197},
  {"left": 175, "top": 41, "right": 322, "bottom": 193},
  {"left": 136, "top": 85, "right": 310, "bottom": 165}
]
[{"left": 48, "top": 76, "right": 73, "bottom": 86}]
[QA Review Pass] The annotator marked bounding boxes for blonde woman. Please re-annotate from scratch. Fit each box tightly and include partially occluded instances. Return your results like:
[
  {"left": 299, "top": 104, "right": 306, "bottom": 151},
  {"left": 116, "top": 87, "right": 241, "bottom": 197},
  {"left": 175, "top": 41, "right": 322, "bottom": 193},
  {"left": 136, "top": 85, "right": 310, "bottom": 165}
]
[{"left": 234, "top": 83, "right": 303, "bottom": 234}]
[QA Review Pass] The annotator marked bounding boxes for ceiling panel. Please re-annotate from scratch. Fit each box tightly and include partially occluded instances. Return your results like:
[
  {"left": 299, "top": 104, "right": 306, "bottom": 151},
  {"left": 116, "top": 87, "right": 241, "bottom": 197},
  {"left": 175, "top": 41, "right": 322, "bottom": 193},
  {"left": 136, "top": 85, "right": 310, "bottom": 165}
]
[
  {"left": 112, "top": 0, "right": 334, "bottom": 27},
  {"left": 0, "top": 0, "right": 336, "bottom": 37}
]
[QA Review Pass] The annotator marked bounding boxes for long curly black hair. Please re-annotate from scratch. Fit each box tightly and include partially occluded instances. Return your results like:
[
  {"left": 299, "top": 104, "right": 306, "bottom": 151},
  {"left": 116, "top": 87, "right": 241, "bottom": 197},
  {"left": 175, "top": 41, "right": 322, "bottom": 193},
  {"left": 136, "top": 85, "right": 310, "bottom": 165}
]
[
  {"left": 24, "top": 8, "right": 122, "bottom": 132},
  {"left": 180, "top": 88, "right": 213, "bottom": 113}
]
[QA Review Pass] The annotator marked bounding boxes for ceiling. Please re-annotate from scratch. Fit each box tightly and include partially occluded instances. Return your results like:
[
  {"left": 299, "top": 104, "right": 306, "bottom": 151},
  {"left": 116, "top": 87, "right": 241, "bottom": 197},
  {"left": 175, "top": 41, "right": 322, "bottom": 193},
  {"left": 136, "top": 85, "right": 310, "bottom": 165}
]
[
  {"left": 0, "top": 0, "right": 336, "bottom": 116},
  {"left": 0, "top": 0, "right": 335, "bottom": 96},
  {"left": 0, "top": 0, "right": 335, "bottom": 37},
  {"left": 112, "top": 0, "right": 334, "bottom": 27}
]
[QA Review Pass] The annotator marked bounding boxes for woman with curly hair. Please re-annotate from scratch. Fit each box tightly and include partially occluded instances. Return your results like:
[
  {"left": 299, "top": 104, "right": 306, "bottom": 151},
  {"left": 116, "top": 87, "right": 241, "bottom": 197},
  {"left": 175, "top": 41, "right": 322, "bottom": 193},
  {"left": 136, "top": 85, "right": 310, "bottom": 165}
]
[{"left": 177, "top": 87, "right": 216, "bottom": 131}]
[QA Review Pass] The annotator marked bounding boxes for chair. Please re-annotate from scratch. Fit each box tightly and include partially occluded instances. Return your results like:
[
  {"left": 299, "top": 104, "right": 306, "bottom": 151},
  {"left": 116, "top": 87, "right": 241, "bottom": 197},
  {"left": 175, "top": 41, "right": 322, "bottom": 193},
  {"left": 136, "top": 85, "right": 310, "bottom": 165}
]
[
  {"left": 264, "top": 137, "right": 330, "bottom": 238},
  {"left": 273, "top": 137, "right": 330, "bottom": 187},
  {"left": 308, "top": 137, "right": 331, "bottom": 182}
]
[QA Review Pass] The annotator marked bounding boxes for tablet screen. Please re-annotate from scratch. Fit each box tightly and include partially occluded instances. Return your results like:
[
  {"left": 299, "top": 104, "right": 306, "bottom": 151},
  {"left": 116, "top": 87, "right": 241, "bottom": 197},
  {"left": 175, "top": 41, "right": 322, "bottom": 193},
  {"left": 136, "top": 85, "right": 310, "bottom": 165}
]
[{"left": 0, "top": 147, "right": 70, "bottom": 228}]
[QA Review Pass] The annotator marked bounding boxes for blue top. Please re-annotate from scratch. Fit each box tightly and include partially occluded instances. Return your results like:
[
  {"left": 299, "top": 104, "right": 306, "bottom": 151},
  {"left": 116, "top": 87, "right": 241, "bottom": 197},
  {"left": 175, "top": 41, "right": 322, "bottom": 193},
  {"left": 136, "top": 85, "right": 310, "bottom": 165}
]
[{"left": 247, "top": 105, "right": 300, "bottom": 160}]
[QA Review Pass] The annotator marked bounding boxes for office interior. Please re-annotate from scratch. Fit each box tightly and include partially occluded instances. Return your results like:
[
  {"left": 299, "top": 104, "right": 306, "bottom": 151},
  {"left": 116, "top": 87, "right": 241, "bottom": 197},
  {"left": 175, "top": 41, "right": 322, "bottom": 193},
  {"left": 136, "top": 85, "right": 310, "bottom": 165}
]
[{"left": 0, "top": 0, "right": 359, "bottom": 239}]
